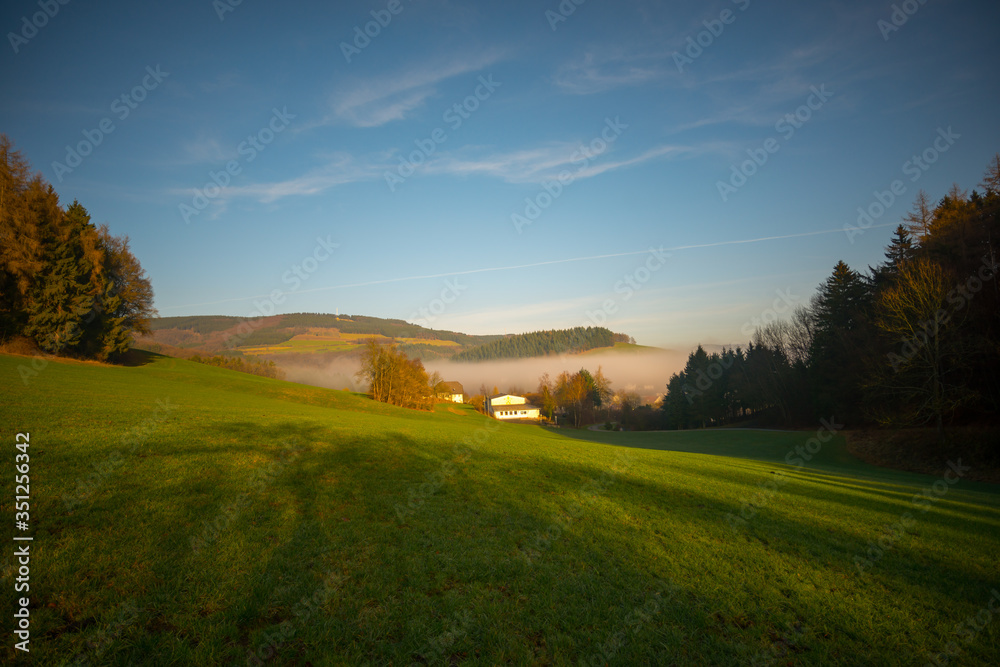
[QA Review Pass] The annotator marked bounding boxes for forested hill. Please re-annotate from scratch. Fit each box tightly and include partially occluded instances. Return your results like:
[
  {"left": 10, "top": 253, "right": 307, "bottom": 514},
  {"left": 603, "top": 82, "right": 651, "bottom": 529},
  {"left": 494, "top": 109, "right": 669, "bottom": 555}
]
[
  {"left": 150, "top": 313, "right": 498, "bottom": 348},
  {"left": 452, "top": 327, "right": 631, "bottom": 362}
]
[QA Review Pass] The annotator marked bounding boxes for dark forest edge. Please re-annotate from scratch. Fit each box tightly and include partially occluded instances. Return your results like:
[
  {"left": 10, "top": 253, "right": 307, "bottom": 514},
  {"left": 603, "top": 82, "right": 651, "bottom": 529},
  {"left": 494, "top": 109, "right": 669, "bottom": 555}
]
[{"left": 659, "top": 154, "right": 1000, "bottom": 446}]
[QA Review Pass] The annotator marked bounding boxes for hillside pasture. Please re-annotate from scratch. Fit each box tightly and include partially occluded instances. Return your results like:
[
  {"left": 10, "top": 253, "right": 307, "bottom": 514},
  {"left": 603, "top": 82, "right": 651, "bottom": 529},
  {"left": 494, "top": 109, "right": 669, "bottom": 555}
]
[{"left": 1, "top": 352, "right": 998, "bottom": 665}]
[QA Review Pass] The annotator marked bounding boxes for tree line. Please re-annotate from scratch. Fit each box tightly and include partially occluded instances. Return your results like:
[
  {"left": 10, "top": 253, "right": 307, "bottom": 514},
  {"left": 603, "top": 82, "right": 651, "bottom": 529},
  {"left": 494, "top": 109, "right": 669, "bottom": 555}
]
[
  {"left": 189, "top": 354, "right": 286, "bottom": 380},
  {"left": 661, "top": 154, "right": 1000, "bottom": 437},
  {"left": 150, "top": 315, "right": 248, "bottom": 335},
  {"left": 355, "top": 338, "right": 436, "bottom": 410},
  {"left": 465, "top": 366, "right": 658, "bottom": 430},
  {"left": 0, "top": 136, "right": 156, "bottom": 361},
  {"left": 453, "top": 327, "right": 632, "bottom": 362},
  {"left": 533, "top": 368, "right": 613, "bottom": 427}
]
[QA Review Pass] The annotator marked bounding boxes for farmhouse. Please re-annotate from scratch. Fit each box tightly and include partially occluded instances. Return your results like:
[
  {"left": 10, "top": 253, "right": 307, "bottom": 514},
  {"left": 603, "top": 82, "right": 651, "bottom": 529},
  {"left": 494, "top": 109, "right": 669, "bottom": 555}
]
[
  {"left": 439, "top": 381, "right": 465, "bottom": 403},
  {"left": 487, "top": 394, "right": 541, "bottom": 420}
]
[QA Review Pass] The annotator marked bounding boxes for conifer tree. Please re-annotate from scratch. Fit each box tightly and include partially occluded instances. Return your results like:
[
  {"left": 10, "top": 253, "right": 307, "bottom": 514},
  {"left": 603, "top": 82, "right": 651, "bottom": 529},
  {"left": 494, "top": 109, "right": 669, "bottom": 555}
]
[
  {"left": 870, "top": 225, "right": 915, "bottom": 290},
  {"left": 0, "top": 135, "right": 156, "bottom": 358},
  {"left": 24, "top": 201, "right": 102, "bottom": 353},
  {"left": 808, "top": 261, "right": 872, "bottom": 422}
]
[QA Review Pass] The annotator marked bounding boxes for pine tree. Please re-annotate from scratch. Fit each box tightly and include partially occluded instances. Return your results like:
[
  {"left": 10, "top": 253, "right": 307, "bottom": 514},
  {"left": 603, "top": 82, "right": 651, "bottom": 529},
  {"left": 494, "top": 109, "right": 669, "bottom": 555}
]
[
  {"left": 871, "top": 225, "right": 915, "bottom": 290},
  {"left": 808, "top": 261, "right": 872, "bottom": 423},
  {"left": 682, "top": 345, "right": 712, "bottom": 428},
  {"left": 885, "top": 225, "right": 914, "bottom": 271},
  {"left": 24, "top": 200, "right": 102, "bottom": 354},
  {"left": 661, "top": 373, "right": 691, "bottom": 429}
]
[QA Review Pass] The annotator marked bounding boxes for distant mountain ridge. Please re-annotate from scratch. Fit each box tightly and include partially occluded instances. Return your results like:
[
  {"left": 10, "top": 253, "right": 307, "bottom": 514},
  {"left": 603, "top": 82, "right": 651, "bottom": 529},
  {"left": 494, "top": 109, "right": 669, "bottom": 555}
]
[
  {"left": 142, "top": 315, "right": 637, "bottom": 363},
  {"left": 150, "top": 313, "right": 493, "bottom": 346}
]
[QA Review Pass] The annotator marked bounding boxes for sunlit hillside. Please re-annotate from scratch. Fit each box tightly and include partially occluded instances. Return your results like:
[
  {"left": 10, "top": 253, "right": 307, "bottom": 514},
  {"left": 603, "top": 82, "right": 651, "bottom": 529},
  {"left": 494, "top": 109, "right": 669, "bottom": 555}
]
[{"left": 2, "top": 352, "right": 998, "bottom": 665}]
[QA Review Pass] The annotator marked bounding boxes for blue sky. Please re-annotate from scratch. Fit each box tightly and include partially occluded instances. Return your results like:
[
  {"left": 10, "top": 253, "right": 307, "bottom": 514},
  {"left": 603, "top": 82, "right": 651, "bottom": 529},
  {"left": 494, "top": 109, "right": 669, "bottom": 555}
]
[{"left": 3, "top": 0, "right": 998, "bottom": 349}]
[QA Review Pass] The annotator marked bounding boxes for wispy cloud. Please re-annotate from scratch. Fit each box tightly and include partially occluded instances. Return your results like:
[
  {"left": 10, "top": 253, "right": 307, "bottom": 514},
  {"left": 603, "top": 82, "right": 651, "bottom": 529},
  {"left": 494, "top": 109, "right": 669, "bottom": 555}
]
[
  {"left": 553, "top": 56, "right": 668, "bottom": 95},
  {"left": 174, "top": 137, "right": 234, "bottom": 165},
  {"left": 427, "top": 142, "right": 692, "bottom": 184},
  {"left": 426, "top": 144, "right": 583, "bottom": 182},
  {"left": 205, "top": 139, "right": 694, "bottom": 206},
  {"left": 224, "top": 153, "right": 384, "bottom": 202},
  {"left": 199, "top": 71, "right": 241, "bottom": 94},
  {"left": 573, "top": 145, "right": 690, "bottom": 180},
  {"left": 548, "top": 24, "right": 692, "bottom": 95},
  {"left": 327, "top": 50, "right": 505, "bottom": 127}
]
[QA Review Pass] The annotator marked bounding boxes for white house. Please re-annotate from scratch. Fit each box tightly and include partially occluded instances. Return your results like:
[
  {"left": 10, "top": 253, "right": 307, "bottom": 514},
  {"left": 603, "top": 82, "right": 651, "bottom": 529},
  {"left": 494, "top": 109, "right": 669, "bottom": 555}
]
[
  {"left": 487, "top": 394, "right": 541, "bottom": 420},
  {"left": 439, "top": 381, "right": 465, "bottom": 403}
]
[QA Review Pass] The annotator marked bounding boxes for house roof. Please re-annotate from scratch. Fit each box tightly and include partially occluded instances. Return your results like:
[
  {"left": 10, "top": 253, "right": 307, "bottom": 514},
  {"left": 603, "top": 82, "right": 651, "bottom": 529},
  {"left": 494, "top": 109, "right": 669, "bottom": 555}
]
[
  {"left": 488, "top": 393, "right": 524, "bottom": 401},
  {"left": 440, "top": 381, "right": 464, "bottom": 394}
]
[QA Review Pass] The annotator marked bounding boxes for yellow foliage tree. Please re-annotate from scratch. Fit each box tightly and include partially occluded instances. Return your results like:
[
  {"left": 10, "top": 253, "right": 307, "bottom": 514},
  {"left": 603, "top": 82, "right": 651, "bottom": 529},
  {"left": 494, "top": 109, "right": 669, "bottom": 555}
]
[{"left": 873, "top": 258, "right": 970, "bottom": 438}]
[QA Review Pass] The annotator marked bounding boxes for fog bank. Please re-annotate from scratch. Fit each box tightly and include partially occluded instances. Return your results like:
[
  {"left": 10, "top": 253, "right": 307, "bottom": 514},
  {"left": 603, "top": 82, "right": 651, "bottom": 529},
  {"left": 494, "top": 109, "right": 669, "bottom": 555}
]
[
  {"left": 279, "top": 349, "right": 686, "bottom": 403},
  {"left": 279, "top": 356, "right": 363, "bottom": 393}
]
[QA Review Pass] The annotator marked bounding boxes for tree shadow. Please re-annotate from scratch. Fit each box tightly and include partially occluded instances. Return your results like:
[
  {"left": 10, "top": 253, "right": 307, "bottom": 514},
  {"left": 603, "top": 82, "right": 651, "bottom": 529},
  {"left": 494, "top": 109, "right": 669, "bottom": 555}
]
[
  {"left": 39, "top": 413, "right": 1000, "bottom": 665},
  {"left": 118, "top": 348, "right": 160, "bottom": 367}
]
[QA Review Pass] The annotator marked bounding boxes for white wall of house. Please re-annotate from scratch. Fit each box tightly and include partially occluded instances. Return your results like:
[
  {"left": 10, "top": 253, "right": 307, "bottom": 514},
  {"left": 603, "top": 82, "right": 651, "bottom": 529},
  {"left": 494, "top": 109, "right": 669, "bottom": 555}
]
[
  {"left": 493, "top": 407, "right": 540, "bottom": 420},
  {"left": 487, "top": 394, "right": 539, "bottom": 420}
]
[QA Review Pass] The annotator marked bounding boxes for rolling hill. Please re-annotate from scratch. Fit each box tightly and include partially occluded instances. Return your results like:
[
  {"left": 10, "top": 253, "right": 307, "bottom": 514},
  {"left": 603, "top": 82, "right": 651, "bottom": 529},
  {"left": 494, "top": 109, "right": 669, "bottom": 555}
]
[
  {"left": 2, "top": 351, "right": 998, "bottom": 664},
  {"left": 140, "top": 313, "right": 503, "bottom": 362},
  {"left": 140, "top": 315, "right": 652, "bottom": 366}
]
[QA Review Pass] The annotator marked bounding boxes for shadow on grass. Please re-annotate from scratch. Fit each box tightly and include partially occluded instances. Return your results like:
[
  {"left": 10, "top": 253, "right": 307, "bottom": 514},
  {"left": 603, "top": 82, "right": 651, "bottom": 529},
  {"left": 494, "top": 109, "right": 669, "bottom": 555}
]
[
  {"left": 31, "top": 416, "right": 1000, "bottom": 666},
  {"left": 118, "top": 348, "right": 161, "bottom": 367}
]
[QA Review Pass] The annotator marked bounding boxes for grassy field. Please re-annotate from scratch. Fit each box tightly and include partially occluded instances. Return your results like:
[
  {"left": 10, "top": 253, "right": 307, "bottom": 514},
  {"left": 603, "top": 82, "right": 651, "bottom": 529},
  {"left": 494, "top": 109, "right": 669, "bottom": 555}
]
[
  {"left": 395, "top": 338, "right": 461, "bottom": 347},
  {"left": 238, "top": 339, "right": 360, "bottom": 355},
  {"left": 2, "top": 352, "right": 998, "bottom": 665},
  {"left": 239, "top": 334, "right": 460, "bottom": 356}
]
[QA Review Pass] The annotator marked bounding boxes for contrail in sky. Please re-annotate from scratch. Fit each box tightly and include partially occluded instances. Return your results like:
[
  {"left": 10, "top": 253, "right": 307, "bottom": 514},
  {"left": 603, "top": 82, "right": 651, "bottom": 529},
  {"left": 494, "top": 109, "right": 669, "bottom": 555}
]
[{"left": 161, "top": 222, "right": 897, "bottom": 310}]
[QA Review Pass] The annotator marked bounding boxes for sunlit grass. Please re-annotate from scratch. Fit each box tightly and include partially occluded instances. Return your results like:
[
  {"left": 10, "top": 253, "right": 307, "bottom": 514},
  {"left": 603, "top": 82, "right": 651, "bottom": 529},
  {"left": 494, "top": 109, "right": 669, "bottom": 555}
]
[
  {"left": 239, "top": 339, "right": 359, "bottom": 355},
  {"left": 396, "top": 338, "right": 461, "bottom": 347},
  {"left": 239, "top": 335, "right": 461, "bottom": 356},
  {"left": 1, "top": 352, "right": 997, "bottom": 665}
]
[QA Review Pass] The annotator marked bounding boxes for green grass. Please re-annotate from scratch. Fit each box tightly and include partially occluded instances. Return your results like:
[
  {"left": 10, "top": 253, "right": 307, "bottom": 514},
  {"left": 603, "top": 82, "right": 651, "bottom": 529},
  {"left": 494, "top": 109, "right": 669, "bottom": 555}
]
[
  {"left": 239, "top": 335, "right": 461, "bottom": 356},
  {"left": 1, "top": 352, "right": 998, "bottom": 665},
  {"left": 563, "top": 426, "right": 881, "bottom": 474},
  {"left": 239, "top": 338, "right": 361, "bottom": 355}
]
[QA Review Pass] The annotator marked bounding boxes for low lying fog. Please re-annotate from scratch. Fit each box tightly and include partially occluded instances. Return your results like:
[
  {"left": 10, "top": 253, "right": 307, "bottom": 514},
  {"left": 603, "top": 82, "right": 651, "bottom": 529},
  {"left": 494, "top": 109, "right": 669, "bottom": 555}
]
[{"left": 279, "top": 349, "right": 687, "bottom": 403}]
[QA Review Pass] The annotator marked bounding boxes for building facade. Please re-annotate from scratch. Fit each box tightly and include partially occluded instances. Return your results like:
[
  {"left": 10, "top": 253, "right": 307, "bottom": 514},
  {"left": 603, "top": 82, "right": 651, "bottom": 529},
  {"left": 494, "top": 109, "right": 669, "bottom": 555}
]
[
  {"left": 487, "top": 394, "right": 541, "bottom": 420},
  {"left": 438, "top": 381, "right": 465, "bottom": 403}
]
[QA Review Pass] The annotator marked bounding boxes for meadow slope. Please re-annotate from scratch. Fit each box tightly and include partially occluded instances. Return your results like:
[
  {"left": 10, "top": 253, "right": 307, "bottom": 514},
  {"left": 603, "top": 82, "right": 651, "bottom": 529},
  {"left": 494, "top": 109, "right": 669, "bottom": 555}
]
[{"left": 1, "top": 352, "right": 998, "bottom": 665}]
